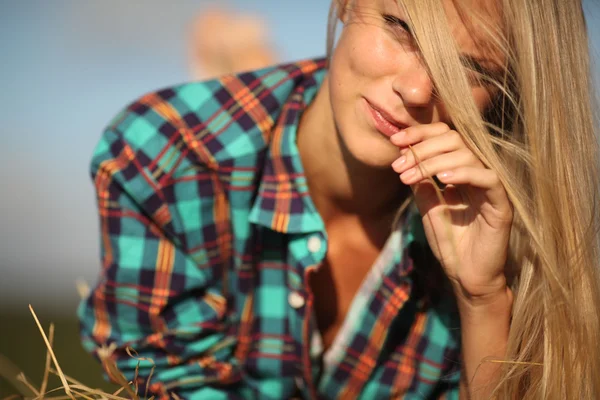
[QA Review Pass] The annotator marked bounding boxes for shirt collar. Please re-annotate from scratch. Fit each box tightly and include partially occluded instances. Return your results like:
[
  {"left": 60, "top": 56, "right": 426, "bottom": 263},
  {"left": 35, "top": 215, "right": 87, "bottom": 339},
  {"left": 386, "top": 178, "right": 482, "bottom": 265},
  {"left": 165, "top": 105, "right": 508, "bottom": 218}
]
[
  {"left": 248, "top": 65, "right": 327, "bottom": 234},
  {"left": 247, "top": 60, "right": 427, "bottom": 250}
]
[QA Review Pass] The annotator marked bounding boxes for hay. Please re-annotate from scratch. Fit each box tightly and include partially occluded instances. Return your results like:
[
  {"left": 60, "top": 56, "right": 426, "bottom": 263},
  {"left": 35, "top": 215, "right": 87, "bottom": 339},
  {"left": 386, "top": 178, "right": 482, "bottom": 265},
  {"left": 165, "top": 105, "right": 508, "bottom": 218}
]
[{"left": 0, "top": 305, "right": 153, "bottom": 400}]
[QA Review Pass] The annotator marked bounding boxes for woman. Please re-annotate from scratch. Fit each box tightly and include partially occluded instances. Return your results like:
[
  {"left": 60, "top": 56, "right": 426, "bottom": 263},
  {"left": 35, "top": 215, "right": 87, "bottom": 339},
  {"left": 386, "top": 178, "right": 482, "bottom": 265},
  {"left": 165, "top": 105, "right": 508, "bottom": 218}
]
[{"left": 79, "top": 0, "right": 600, "bottom": 398}]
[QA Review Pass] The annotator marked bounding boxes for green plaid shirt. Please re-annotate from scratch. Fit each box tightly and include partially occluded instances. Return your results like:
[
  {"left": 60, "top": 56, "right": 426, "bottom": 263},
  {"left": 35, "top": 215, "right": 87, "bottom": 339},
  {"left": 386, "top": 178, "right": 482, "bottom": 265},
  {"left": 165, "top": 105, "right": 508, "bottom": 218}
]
[{"left": 79, "top": 58, "right": 461, "bottom": 399}]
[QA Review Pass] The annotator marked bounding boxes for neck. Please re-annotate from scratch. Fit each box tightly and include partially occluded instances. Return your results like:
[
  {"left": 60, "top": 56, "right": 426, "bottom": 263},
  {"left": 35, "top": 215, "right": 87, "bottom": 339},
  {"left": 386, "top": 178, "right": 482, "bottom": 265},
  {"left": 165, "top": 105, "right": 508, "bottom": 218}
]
[{"left": 297, "top": 75, "right": 411, "bottom": 225}]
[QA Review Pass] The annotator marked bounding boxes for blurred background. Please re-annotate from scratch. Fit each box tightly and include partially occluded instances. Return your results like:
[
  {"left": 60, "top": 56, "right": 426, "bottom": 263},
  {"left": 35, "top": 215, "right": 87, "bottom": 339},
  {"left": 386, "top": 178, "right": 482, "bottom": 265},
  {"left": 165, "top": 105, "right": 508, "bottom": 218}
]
[{"left": 0, "top": 0, "right": 599, "bottom": 396}]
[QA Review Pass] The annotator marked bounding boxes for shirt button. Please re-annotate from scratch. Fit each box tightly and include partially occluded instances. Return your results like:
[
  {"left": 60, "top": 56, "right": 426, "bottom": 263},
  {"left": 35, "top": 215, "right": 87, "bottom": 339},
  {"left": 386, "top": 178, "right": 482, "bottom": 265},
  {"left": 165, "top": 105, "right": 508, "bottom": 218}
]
[
  {"left": 288, "top": 291, "right": 305, "bottom": 309},
  {"left": 307, "top": 235, "right": 322, "bottom": 254}
]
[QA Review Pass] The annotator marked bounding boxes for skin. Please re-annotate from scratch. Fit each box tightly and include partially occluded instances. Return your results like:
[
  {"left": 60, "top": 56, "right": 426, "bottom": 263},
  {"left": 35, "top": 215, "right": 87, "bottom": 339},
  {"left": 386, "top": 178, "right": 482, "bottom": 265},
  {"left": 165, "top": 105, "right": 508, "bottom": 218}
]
[{"left": 297, "top": 0, "right": 512, "bottom": 397}]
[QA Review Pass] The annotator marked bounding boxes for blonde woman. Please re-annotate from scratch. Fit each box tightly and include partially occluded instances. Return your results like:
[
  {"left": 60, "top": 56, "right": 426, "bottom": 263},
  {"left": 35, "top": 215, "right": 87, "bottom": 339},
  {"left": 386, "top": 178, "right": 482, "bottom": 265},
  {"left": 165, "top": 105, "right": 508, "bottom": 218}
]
[{"left": 79, "top": 0, "right": 600, "bottom": 398}]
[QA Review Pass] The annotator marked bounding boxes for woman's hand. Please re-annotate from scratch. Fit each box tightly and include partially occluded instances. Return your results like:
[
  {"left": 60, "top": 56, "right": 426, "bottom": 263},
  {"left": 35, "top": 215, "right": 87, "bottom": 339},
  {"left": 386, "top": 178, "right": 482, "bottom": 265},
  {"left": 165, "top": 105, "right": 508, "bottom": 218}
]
[{"left": 390, "top": 122, "right": 513, "bottom": 305}]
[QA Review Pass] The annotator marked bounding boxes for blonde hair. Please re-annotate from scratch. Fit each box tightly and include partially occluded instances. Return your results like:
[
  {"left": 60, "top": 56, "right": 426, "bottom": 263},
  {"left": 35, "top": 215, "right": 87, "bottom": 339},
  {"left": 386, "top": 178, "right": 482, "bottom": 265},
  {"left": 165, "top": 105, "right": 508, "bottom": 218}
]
[{"left": 329, "top": 0, "right": 600, "bottom": 398}]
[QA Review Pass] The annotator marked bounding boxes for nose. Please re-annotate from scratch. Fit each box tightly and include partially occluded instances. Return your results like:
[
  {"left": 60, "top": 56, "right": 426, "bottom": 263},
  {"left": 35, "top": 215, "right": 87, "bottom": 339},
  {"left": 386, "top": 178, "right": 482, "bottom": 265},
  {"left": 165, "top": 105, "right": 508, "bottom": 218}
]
[{"left": 391, "top": 57, "right": 434, "bottom": 107}]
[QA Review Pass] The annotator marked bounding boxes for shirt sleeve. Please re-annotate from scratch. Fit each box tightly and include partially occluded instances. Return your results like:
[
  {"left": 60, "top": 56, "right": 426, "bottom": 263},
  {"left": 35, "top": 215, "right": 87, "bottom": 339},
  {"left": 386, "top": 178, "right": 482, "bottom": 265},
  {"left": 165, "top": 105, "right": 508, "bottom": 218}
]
[
  {"left": 435, "top": 380, "right": 460, "bottom": 400},
  {"left": 77, "top": 119, "right": 243, "bottom": 399},
  {"left": 431, "top": 347, "right": 461, "bottom": 400}
]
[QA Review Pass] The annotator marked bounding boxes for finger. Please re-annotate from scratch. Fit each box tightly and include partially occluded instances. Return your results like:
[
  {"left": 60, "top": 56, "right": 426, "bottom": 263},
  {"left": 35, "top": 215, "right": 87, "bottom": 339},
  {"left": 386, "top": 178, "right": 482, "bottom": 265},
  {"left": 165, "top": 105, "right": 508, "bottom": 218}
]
[
  {"left": 399, "top": 149, "right": 482, "bottom": 185},
  {"left": 391, "top": 130, "right": 465, "bottom": 174},
  {"left": 437, "top": 166, "right": 511, "bottom": 212},
  {"left": 390, "top": 122, "right": 452, "bottom": 147}
]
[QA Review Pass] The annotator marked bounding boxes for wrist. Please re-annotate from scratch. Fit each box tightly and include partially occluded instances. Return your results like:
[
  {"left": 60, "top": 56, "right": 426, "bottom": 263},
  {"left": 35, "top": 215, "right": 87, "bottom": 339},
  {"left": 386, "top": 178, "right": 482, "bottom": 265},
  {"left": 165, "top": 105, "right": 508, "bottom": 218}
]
[
  {"left": 455, "top": 283, "right": 513, "bottom": 318},
  {"left": 451, "top": 272, "right": 510, "bottom": 304}
]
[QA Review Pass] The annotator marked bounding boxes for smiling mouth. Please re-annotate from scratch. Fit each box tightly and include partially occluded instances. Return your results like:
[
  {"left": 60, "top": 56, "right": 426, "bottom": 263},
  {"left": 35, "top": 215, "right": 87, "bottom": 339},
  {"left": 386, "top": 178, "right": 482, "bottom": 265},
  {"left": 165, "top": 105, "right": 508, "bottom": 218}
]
[{"left": 365, "top": 100, "right": 407, "bottom": 137}]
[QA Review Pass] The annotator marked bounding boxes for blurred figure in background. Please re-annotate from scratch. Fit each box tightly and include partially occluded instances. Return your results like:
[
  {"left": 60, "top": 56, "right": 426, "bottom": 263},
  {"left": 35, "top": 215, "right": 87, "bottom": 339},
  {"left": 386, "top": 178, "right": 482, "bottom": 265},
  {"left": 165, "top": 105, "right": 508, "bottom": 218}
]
[{"left": 188, "top": 7, "right": 278, "bottom": 80}]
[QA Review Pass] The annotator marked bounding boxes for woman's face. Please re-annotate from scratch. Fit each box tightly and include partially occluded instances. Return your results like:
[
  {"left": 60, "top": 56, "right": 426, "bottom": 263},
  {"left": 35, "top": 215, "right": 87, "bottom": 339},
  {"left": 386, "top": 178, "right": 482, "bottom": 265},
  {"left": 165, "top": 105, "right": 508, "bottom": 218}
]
[{"left": 328, "top": 0, "right": 503, "bottom": 167}]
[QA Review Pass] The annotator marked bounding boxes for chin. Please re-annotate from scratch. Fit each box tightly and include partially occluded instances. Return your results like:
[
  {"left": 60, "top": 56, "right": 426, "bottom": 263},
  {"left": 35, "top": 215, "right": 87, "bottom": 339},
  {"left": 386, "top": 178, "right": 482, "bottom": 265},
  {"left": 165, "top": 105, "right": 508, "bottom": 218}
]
[{"left": 338, "top": 127, "right": 400, "bottom": 169}]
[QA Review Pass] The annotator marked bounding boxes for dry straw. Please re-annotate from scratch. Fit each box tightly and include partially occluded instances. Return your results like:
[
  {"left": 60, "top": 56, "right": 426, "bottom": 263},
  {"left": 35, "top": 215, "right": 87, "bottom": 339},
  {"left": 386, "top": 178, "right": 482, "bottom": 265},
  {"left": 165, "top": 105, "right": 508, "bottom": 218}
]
[{"left": 0, "top": 305, "right": 155, "bottom": 400}]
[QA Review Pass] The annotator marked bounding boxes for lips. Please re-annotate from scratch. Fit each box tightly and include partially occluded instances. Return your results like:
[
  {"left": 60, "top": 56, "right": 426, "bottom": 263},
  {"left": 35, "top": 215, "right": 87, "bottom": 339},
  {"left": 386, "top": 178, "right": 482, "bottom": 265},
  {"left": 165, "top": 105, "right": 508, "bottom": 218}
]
[{"left": 364, "top": 99, "right": 408, "bottom": 137}]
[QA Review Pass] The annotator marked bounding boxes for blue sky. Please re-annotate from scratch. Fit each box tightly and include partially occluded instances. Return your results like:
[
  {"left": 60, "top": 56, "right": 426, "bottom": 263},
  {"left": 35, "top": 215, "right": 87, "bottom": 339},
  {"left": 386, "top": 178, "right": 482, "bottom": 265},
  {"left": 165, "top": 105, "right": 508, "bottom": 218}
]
[{"left": 0, "top": 0, "right": 598, "bottom": 310}]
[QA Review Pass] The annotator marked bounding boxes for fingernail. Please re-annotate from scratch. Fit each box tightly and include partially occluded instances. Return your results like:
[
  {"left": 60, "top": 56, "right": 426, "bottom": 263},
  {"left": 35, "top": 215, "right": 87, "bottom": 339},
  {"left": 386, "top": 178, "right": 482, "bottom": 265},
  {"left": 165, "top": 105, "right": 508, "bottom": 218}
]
[
  {"left": 392, "top": 156, "right": 407, "bottom": 169},
  {"left": 439, "top": 171, "right": 453, "bottom": 179}
]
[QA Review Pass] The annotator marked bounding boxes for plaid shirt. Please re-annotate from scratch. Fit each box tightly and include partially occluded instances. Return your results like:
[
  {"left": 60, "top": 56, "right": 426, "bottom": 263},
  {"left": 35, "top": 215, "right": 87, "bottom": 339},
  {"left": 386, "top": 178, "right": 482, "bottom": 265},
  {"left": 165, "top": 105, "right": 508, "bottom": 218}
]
[{"left": 79, "top": 58, "right": 461, "bottom": 399}]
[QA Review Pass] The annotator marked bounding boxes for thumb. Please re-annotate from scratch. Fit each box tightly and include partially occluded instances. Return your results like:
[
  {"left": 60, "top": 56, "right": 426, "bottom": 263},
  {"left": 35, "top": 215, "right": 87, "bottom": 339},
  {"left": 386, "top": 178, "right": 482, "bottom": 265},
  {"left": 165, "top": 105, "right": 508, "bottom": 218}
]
[{"left": 410, "top": 181, "right": 443, "bottom": 217}]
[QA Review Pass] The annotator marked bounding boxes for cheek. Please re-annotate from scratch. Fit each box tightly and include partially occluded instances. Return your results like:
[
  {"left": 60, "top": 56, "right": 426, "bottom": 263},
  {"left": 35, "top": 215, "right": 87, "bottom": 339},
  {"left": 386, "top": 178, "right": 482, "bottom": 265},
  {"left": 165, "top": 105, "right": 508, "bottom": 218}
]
[
  {"left": 330, "top": 26, "right": 397, "bottom": 92},
  {"left": 471, "top": 87, "right": 494, "bottom": 112},
  {"left": 435, "top": 87, "right": 494, "bottom": 123}
]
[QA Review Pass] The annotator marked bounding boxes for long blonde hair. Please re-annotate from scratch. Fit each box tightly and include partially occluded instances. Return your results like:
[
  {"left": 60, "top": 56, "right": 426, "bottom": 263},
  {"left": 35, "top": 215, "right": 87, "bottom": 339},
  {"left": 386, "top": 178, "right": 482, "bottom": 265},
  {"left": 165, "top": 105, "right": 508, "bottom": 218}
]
[{"left": 329, "top": 0, "right": 600, "bottom": 398}]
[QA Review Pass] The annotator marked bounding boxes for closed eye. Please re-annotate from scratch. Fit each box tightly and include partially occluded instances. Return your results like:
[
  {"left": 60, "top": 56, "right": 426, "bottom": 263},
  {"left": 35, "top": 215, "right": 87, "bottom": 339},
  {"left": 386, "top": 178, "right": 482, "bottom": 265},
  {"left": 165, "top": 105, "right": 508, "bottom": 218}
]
[
  {"left": 382, "top": 14, "right": 412, "bottom": 34},
  {"left": 460, "top": 55, "right": 503, "bottom": 82}
]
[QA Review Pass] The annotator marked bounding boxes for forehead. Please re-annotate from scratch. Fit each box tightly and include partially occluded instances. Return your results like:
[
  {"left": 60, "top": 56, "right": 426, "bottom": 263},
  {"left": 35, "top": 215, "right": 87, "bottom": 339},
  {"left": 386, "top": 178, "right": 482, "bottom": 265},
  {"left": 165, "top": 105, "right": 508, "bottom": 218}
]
[
  {"left": 441, "top": 0, "right": 503, "bottom": 56},
  {"left": 369, "top": 0, "right": 504, "bottom": 63}
]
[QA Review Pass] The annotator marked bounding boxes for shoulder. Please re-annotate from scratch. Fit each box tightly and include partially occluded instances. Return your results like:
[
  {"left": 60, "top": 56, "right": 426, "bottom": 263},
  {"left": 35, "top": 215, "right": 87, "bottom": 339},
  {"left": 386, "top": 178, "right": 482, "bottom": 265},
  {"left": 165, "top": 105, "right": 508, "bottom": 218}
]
[
  {"left": 91, "top": 58, "right": 327, "bottom": 176},
  {"left": 89, "top": 58, "right": 327, "bottom": 232}
]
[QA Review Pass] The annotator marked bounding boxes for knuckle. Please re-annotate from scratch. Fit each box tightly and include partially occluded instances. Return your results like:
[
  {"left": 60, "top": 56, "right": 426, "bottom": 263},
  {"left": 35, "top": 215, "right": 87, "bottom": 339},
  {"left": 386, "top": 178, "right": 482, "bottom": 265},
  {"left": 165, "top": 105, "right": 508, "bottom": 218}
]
[
  {"left": 485, "top": 169, "right": 501, "bottom": 186},
  {"left": 459, "top": 148, "right": 479, "bottom": 163},
  {"left": 490, "top": 173, "right": 501, "bottom": 187},
  {"left": 448, "top": 130, "right": 463, "bottom": 146},
  {"left": 458, "top": 147, "right": 473, "bottom": 158},
  {"left": 435, "top": 122, "right": 451, "bottom": 132}
]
